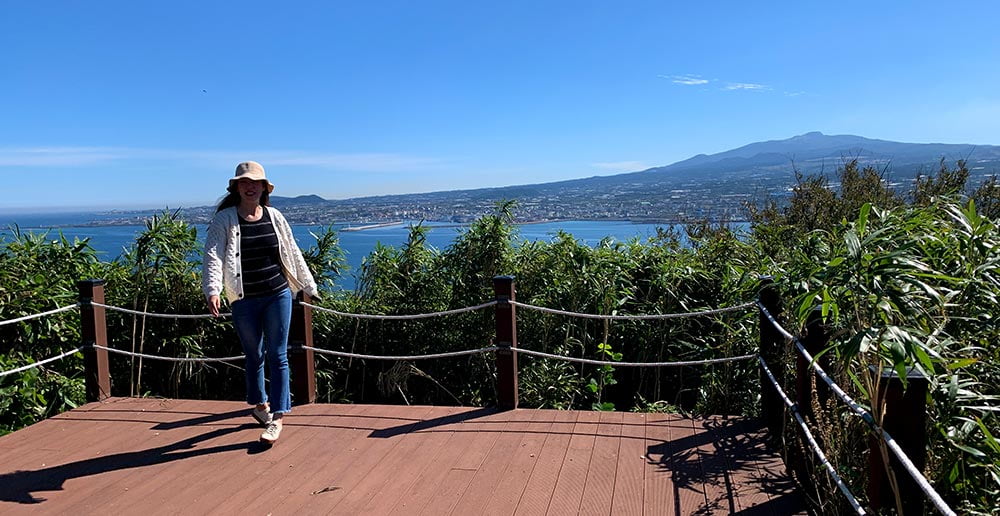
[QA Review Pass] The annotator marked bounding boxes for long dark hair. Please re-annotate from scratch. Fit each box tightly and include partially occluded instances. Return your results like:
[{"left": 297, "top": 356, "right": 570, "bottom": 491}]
[{"left": 216, "top": 182, "right": 271, "bottom": 212}]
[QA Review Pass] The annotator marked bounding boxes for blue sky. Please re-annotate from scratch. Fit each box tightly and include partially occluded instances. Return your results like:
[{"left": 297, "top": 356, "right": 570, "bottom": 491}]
[{"left": 3, "top": 1, "right": 999, "bottom": 211}]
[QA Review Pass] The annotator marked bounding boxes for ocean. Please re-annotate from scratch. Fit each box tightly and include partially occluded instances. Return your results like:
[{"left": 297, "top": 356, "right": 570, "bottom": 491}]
[{"left": 0, "top": 213, "right": 683, "bottom": 290}]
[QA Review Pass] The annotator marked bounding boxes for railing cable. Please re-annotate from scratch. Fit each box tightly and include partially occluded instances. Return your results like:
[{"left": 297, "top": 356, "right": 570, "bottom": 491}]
[
  {"left": 304, "top": 345, "right": 499, "bottom": 361},
  {"left": 92, "top": 345, "right": 245, "bottom": 363},
  {"left": 514, "top": 347, "right": 757, "bottom": 367},
  {"left": 300, "top": 300, "right": 498, "bottom": 320},
  {"left": 88, "top": 302, "right": 230, "bottom": 319},
  {"left": 758, "top": 356, "right": 866, "bottom": 514},
  {"left": 0, "top": 303, "right": 81, "bottom": 326},
  {"left": 757, "top": 301, "right": 956, "bottom": 516},
  {"left": 0, "top": 346, "right": 86, "bottom": 378},
  {"left": 510, "top": 300, "right": 755, "bottom": 320}
]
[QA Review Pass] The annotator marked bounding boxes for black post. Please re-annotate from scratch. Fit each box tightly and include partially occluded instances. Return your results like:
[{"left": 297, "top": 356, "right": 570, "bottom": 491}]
[
  {"left": 289, "top": 291, "right": 316, "bottom": 405},
  {"left": 78, "top": 279, "right": 111, "bottom": 401},
  {"left": 869, "top": 367, "right": 928, "bottom": 515},
  {"left": 758, "top": 276, "right": 784, "bottom": 444},
  {"left": 796, "top": 308, "right": 830, "bottom": 421},
  {"left": 493, "top": 276, "right": 518, "bottom": 410}
]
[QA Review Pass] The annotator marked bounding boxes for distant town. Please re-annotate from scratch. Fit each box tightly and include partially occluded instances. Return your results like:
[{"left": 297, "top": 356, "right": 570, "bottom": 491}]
[
  {"left": 89, "top": 173, "right": 784, "bottom": 228},
  {"left": 84, "top": 132, "right": 1000, "bottom": 228}
]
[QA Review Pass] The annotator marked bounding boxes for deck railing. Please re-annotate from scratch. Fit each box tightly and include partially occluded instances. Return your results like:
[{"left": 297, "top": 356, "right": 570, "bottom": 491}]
[{"left": 1, "top": 276, "right": 954, "bottom": 514}]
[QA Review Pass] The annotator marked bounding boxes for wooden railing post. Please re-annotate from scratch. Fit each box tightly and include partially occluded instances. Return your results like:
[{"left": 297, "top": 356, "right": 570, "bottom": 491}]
[
  {"left": 78, "top": 279, "right": 111, "bottom": 402},
  {"left": 796, "top": 308, "right": 830, "bottom": 421},
  {"left": 758, "top": 276, "right": 784, "bottom": 443},
  {"left": 289, "top": 291, "right": 316, "bottom": 405},
  {"left": 869, "top": 367, "right": 928, "bottom": 515},
  {"left": 493, "top": 276, "right": 518, "bottom": 410}
]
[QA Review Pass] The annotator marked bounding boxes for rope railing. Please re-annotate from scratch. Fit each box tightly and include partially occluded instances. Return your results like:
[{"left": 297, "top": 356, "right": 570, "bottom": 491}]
[
  {"left": 514, "top": 347, "right": 757, "bottom": 367},
  {"left": 299, "top": 300, "right": 498, "bottom": 320},
  {"left": 88, "top": 301, "right": 231, "bottom": 319},
  {"left": 304, "top": 345, "right": 499, "bottom": 361},
  {"left": 756, "top": 301, "right": 956, "bottom": 516},
  {"left": 0, "top": 346, "right": 86, "bottom": 378},
  {"left": 758, "top": 355, "right": 866, "bottom": 514},
  {"left": 510, "top": 300, "right": 756, "bottom": 320},
  {"left": 91, "top": 344, "right": 245, "bottom": 363},
  {"left": 0, "top": 303, "right": 80, "bottom": 326}
]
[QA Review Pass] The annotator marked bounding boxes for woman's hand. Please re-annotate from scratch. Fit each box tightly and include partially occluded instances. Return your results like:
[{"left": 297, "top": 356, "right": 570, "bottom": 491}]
[{"left": 207, "top": 295, "right": 221, "bottom": 317}]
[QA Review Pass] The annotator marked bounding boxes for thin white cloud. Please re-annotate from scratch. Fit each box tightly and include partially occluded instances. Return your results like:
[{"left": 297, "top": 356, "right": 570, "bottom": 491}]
[
  {"left": 0, "top": 147, "right": 127, "bottom": 166},
  {"left": 660, "top": 74, "right": 710, "bottom": 85},
  {"left": 725, "top": 82, "right": 769, "bottom": 91},
  {"left": 591, "top": 161, "right": 650, "bottom": 172},
  {"left": 0, "top": 146, "right": 447, "bottom": 173}
]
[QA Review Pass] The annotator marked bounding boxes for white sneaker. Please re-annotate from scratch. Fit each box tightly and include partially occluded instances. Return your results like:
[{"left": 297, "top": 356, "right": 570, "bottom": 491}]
[
  {"left": 251, "top": 406, "right": 271, "bottom": 427},
  {"left": 260, "top": 421, "right": 282, "bottom": 444}
]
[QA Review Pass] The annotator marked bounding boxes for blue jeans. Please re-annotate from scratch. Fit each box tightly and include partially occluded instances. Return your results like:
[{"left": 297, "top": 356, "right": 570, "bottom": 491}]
[{"left": 231, "top": 289, "right": 292, "bottom": 414}]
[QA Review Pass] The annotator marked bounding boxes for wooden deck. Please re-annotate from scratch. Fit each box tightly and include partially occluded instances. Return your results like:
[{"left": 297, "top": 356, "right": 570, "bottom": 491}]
[{"left": 0, "top": 397, "right": 803, "bottom": 515}]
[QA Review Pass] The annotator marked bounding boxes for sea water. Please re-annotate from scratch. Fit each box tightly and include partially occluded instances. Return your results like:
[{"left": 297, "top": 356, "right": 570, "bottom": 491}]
[{"left": 0, "top": 213, "right": 701, "bottom": 290}]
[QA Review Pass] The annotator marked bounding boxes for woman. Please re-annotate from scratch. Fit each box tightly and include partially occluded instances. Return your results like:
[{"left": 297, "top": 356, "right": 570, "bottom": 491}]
[{"left": 202, "top": 161, "right": 319, "bottom": 445}]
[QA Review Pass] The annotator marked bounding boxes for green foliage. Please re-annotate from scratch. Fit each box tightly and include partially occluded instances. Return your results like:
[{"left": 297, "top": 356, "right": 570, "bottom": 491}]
[
  {"left": 3, "top": 159, "right": 999, "bottom": 513},
  {"left": 0, "top": 227, "right": 112, "bottom": 435}
]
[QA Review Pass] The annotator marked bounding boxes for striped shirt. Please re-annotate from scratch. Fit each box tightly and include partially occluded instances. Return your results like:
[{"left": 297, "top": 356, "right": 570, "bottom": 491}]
[{"left": 238, "top": 208, "right": 289, "bottom": 298}]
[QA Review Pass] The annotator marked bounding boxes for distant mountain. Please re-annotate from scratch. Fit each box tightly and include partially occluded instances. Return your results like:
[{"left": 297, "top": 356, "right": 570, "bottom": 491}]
[
  {"left": 330, "top": 132, "right": 1000, "bottom": 205},
  {"left": 178, "top": 132, "right": 1000, "bottom": 224}
]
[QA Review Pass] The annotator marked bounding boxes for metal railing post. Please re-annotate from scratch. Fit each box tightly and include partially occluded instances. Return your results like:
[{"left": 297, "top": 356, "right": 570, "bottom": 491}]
[
  {"left": 78, "top": 279, "right": 111, "bottom": 401},
  {"left": 289, "top": 291, "right": 316, "bottom": 405},
  {"left": 493, "top": 275, "right": 518, "bottom": 410}
]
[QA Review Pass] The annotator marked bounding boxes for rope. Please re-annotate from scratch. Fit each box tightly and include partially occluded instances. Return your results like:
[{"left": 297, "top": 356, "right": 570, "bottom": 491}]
[
  {"left": 93, "top": 345, "right": 245, "bottom": 363},
  {"left": 514, "top": 347, "right": 757, "bottom": 367},
  {"left": 758, "top": 356, "right": 866, "bottom": 514},
  {"left": 304, "top": 345, "right": 499, "bottom": 361},
  {"left": 0, "top": 303, "right": 80, "bottom": 327},
  {"left": 0, "top": 346, "right": 86, "bottom": 378},
  {"left": 299, "top": 300, "right": 498, "bottom": 320},
  {"left": 88, "top": 302, "right": 231, "bottom": 319},
  {"left": 794, "top": 340, "right": 955, "bottom": 516},
  {"left": 510, "top": 300, "right": 755, "bottom": 320},
  {"left": 303, "top": 345, "right": 499, "bottom": 361},
  {"left": 756, "top": 301, "right": 956, "bottom": 516}
]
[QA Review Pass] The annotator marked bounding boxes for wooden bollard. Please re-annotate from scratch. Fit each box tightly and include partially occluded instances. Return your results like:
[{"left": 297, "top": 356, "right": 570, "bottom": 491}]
[
  {"left": 78, "top": 279, "right": 111, "bottom": 401},
  {"left": 289, "top": 291, "right": 316, "bottom": 405},
  {"left": 757, "top": 276, "right": 784, "bottom": 443},
  {"left": 493, "top": 276, "right": 518, "bottom": 410},
  {"left": 868, "top": 367, "right": 928, "bottom": 515},
  {"left": 796, "top": 308, "right": 830, "bottom": 421}
]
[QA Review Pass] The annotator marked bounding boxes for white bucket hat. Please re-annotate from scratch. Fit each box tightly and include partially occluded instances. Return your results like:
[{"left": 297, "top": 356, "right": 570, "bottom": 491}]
[{"left": 230, "top": 161, "right": 275, "bottom": 192}]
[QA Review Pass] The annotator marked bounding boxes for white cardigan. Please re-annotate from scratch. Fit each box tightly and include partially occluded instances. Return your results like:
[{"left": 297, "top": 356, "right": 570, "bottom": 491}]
[{"left": 202, "top": 206, "right": 319, "bottom": 304}]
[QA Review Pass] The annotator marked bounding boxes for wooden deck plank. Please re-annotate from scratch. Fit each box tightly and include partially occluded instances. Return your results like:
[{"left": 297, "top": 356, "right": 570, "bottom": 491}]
[
  {"left": 546, "top": 409, "right": 601, "bottom": 514},
  {"left": 643, "top": 413, "right": 689, "bottom": 515},
  {"left": 512, "top": 409, "right": 579, "bottom": 516},
  {"left": 481, "top": 409, "right": 556, "bottom": 516},
  {"left": 0, "top": 398, "right": 208, "bottom": 510},
  {"left": 338, "top": 406, "right": 467, "bottom": 514},
  {"left": 206, "top": 403, "right": 378, "bottom": 512},
  {"left": 690, "top": 416, "right": 735, "bottom": 514},
  {"left": 452, "top": 409, "right": 539, "bottom": 514},
  {"left": 281, "top": 404, "right": 439, "bottom": 514},
  {"left": 63, "top": 399, "right": 262, "bottom": 514},
  {"left": 384, "top": 408, "right": 503, "bottom": 515},
  {"left": 417, "top": 410, "right": 513, "bottom": 515},
  {"left": 0, "top": 397, "right": 805, "bottom": 515},
  {"left": 609, "top": 412, "right": 646, "bottom": 515},
  {"left": 578, "top": 410, "right": 624, "bottom": 516}
]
